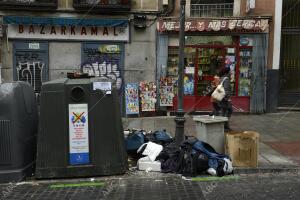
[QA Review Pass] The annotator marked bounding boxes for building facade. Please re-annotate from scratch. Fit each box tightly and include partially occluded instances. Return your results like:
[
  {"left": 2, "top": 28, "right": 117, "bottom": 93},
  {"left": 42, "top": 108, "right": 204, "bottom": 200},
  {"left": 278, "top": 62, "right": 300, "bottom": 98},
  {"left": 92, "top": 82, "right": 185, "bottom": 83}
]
[
  {"left": 278, "top": 0, "right": 300, "bottom": 109},
  {"left": 0, "top": 0, "right": 288, "bottom": 115},
  {"left": 0, "top": 0, "right": 164, "bottom": 97},
  {"left": 157, "top": 0, "right": 277, "bottom": 114}
]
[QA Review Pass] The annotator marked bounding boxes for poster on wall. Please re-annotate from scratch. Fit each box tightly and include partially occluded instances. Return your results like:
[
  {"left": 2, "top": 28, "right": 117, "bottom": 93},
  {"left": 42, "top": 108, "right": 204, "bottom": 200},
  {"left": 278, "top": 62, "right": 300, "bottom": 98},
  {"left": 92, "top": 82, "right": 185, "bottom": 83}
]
[
  {"left": 69, "top": 104, "right": 90, "bottom": 165},
  {"left": 184, "top": 75, "right": 194, "bottom": 95},
  {"left": 160, "top": 77, "right": 174, "bottom": 106},
  {"left": 225, "top": 55, "right": 236, "bottom": 82},
  {"left": 125, "top": 83, "right": 139, "bottom": 115},
  {"left": 139, "top": 81, "right": 157, "bottom": 112}
]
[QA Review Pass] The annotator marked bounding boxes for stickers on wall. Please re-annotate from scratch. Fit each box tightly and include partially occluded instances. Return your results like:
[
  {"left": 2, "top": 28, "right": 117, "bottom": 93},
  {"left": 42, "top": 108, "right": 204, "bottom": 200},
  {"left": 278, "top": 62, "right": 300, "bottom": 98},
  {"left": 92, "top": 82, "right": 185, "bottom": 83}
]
[
  {"left": 125, "top": 83, "right": 140, "bottom": 115},
  {"left": 160, "top": 77, "right": 174, "bottom": 107},
  {"left": 139, "top": 81, "right": 157, "bottom": 112},
  {"left": 69, "top": 104, "right": 90, "bottom": 165}
]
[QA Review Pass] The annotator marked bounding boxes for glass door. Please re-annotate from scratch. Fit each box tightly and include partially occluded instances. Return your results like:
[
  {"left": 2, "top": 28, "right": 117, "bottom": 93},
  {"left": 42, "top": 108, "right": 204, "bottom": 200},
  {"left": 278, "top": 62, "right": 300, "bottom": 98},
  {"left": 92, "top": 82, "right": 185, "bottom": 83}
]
[
  {"left": 196, "top": 47, "right": 225, "bottom": 96},
  {"left": 184, "top": 47, "right": 197, "bottom": 95},
  {"left": 239, "top": 48, "right": 252, "bottom": 96}
]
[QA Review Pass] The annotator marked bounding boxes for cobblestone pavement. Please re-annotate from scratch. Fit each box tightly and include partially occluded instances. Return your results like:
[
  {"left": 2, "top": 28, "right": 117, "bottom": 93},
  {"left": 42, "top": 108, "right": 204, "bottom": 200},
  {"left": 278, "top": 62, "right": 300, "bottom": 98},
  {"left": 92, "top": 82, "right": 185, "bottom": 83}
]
[{"left": 1, "top": 172, "right": 300, "bottom": 200}]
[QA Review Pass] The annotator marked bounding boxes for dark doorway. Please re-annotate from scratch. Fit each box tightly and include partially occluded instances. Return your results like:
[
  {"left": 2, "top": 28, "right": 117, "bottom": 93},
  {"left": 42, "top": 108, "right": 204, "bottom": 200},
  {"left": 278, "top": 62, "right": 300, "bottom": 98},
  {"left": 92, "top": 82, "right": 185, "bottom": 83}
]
[{"left": 279, "top": 0, "right": 300, "bottom": 107}]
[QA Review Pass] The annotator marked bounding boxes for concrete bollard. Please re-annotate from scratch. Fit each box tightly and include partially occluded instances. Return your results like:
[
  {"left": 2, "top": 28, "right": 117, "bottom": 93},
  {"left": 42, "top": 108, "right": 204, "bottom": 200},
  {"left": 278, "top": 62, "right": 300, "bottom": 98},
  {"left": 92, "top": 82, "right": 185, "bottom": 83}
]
[{"left": 193, "top": 115, "right": 228, "bottom": 153}]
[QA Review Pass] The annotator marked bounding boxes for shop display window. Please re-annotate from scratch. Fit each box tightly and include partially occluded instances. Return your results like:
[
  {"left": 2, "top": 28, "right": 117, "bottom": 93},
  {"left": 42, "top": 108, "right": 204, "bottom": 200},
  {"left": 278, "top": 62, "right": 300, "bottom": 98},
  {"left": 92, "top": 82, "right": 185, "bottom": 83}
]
[
  {"left": 186, "top": 36, "right": 233, "bottom": 46},
  {"left": 166, "top": 36, "right": 252, "bottom": 99},
  {"left": 197, "top": 48, "right": 224, "bottom": 95},
  {"left": 239, "top": 48, "right": 252, "bottom": 96}
]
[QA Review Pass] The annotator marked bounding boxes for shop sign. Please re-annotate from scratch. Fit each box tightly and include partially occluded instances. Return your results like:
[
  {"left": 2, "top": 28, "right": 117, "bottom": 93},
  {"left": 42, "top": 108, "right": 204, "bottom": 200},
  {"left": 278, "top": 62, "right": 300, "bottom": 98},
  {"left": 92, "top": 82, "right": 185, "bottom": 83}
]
[
  {"left": 28, "top": 42, "right": 40, "bottom": 50},
  {"left": 157, "top": 18, "right": 269, "bottom": 33},
  {"left": 69, "top": 104, "right": 90, "bottom": 165},
  {"left": 7, "top": 24, "right": 129, "bottom": 41}
]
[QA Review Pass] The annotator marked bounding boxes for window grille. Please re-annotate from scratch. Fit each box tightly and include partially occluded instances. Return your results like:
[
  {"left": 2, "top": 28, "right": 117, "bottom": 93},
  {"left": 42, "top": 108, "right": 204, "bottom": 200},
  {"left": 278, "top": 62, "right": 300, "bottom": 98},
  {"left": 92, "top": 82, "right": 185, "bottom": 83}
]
[{"left": 190, "top": 0, "right": 234, "bottom": 17}]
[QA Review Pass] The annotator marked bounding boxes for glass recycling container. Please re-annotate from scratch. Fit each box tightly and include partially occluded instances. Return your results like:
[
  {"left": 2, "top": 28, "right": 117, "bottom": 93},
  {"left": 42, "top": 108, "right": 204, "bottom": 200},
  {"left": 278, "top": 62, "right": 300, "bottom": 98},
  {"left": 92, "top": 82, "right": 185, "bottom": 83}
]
[
  {"left": 35, "top": 77, "right": 127, "bottom": 178},
  {"left": 0, "top": 82, "right": 38, "bottom": 183}
]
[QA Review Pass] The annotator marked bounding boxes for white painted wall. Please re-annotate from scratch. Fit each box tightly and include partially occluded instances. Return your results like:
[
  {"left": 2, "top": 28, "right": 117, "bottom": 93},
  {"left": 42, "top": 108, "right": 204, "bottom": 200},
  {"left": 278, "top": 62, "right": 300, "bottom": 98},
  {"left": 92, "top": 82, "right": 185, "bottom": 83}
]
[
  {"left": 233, "top": 0, "right": 241, "bottom": 16},
  {"left": 272, "top": 0, "right": 283, "bottom": 70},
  {"left": 186, "top": 0, "right": 191, "bottom": 17}
]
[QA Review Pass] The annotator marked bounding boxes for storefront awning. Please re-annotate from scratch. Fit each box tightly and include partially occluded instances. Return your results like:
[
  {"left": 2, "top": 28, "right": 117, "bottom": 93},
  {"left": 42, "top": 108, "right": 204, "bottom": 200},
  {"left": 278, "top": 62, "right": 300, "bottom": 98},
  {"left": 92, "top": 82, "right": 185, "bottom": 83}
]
[{"left": 3, "top": 16, "right": 128, "bottom": 27}]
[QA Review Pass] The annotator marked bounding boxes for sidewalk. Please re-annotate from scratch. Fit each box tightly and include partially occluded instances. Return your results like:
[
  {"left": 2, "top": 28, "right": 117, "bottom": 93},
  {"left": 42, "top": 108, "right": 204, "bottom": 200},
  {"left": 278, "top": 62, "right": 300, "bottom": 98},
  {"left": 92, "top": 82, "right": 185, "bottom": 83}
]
[
  {"left": 230, "top": 112, "right": 300, "bottom": 169},
  {"left": 0, "top": 113, "right": 300, "bottom": 200},
  {"left": 124, "top": 112, "right": 300, "bottom": 170}
]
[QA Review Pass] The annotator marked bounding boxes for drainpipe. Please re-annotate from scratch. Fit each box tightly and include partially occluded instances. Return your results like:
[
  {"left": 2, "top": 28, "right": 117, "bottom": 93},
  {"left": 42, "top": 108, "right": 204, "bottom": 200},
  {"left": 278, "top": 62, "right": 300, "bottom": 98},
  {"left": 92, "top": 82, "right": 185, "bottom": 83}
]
[
  {"left": 273, "top": 0, "right": 283, "bottom": 70},
  {"left": 175, "top": 0, "right": 186, "bottom": 147},
  {"left": 0, "top": 23, "right": 2, "bottom": 84}
]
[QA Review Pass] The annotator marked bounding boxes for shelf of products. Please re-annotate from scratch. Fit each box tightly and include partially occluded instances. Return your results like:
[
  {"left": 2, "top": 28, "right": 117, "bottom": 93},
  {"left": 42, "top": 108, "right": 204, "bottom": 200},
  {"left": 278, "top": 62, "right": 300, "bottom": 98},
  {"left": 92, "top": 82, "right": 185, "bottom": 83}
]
[
  {"left": 167, "top": 48, "right": 179, "bottom": 77},
  {"left": 239, "top": 49, "right": 252, "bottom": 96},
  {"left": 225, "top": 48, "right": 236, "bottom": 96},
  {"left": 197, "top": 48, "right": 223, "bottom": 96}
]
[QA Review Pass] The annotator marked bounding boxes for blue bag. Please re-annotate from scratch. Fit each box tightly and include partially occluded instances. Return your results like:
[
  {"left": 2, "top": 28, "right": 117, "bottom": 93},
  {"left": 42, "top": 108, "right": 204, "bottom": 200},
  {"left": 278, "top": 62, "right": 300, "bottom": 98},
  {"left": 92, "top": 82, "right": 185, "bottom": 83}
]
[
  {"left": 154, "top": 130, "right": 172, "bottom": 142},
  {"left": 125, "top": 131, "right": 145, "bottom": 151}
]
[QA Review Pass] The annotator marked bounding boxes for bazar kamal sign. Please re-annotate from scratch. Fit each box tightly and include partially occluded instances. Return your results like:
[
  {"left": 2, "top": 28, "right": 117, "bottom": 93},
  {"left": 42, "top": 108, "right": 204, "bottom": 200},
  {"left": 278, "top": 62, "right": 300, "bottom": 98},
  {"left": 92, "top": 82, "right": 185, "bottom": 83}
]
[
  {"left": 157, "top": 18, "right": 269, "bottom": 33},
  {"left": 7, "top": 24, "right": 129, "bottom": 41}
]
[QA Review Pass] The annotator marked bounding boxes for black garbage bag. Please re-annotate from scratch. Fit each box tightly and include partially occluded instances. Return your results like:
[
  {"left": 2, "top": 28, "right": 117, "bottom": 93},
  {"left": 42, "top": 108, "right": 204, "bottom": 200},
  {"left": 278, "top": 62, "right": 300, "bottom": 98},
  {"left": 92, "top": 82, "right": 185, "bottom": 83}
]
[{"left": 145, "top": 130, "right": 173, "bottom": 146}]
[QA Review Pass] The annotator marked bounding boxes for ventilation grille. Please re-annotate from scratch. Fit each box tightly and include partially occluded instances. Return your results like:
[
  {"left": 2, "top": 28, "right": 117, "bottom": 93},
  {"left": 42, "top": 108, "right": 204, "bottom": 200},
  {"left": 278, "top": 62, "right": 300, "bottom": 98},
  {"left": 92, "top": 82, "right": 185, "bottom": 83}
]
[{"left": 0, "top": 120, "right": 12, "bottom": 165}]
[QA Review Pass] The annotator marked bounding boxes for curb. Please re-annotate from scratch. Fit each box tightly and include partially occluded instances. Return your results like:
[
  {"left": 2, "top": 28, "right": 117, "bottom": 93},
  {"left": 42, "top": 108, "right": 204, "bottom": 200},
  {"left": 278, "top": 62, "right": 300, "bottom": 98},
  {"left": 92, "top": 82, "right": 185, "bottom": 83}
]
[{"left": 234, "top": 167, "right": 300, "bottom": 175}]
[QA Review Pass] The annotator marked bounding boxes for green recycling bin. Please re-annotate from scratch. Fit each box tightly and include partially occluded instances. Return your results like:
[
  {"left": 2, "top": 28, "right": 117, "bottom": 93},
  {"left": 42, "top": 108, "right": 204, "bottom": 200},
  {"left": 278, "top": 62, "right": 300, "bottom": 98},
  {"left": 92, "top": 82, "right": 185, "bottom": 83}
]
[{"left": 36, "top": 77, "right": 127, "bottom": 178}]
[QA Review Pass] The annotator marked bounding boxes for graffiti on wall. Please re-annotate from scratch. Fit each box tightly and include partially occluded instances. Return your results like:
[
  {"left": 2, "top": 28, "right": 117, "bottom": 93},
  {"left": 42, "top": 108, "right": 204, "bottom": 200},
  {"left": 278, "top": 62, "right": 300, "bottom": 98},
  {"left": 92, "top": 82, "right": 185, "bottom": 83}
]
[
  {"left": 81, "top": 60, "right": 122, "bottom": 90},
  {"left": 15, "top": 52, "right": 46, "bottom": 94},
  {"left": 81, "top": 44, "right": 123, "bottom": 91}
]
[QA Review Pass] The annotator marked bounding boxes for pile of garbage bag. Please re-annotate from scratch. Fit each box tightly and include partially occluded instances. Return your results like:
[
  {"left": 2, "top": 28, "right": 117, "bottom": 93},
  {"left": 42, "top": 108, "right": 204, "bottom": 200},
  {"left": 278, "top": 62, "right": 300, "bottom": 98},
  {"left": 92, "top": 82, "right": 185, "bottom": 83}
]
[{"left": 124, "top": 129, "right": 233, "bottom": 177}]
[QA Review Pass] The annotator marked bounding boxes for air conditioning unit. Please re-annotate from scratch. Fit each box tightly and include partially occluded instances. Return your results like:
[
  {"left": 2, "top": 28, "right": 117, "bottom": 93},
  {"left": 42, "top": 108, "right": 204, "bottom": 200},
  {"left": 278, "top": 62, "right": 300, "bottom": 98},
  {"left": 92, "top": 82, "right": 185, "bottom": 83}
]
[{"left": 163, "top": 0, "right": 168, "bottom": 6}]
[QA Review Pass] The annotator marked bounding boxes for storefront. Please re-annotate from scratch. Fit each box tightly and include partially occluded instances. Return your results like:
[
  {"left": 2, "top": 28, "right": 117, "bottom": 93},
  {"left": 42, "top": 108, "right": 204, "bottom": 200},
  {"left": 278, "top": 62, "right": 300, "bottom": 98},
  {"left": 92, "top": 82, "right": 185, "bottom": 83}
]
[
  {"left": 157, "top": 17, "right": 270, "bottom": 113},
  {"left": 3, "top": 16, "right": 129, "bottom": 95}
]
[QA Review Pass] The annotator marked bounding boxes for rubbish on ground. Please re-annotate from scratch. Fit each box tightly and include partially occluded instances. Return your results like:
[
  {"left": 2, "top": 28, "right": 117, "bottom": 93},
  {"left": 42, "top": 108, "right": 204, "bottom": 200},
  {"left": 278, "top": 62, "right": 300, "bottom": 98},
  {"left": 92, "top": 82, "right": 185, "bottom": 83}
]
[
  {"left": 137, "top": 157, "right": 161, "bottom": 172},
  {"left": 207, "top": 168, "right": 217, "bottom": 176},
  {"left": 125, "top": 129, "right": 233, "bottom": 177},
  {"left": 138, "top": 142, "right": 163, "bottom": 162}
]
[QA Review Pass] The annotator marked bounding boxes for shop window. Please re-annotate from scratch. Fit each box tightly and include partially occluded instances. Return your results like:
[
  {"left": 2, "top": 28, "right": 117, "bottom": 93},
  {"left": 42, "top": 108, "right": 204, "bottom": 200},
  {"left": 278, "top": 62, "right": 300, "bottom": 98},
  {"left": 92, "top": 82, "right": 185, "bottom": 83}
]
[
  {"left": 167, "top": 36, "right": 240, "bottom": 97},
  {"left": 186, "top": 36, "right": 233, "bottom": 46},
  {"left": 0, "top": 0, "right": 57, "bottom": 10},
  {"left": 239, "top": 48, "right": 252, "bottom": 96},
  {"left": 73, "top": 0, "right": 130, "bottom": 11},
  {"left": 190, "top": 0, "right": 234, "bottom": 17}
]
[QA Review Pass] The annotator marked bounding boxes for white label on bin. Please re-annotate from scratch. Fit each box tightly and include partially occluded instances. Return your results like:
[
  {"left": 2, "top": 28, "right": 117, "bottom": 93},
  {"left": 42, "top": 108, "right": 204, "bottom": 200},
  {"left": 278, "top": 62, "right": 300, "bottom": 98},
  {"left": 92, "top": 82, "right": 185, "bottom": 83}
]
[
  {"left": 69, "top": 104, "right": 90, "bottom": 165},
  {"left": 93, "top": 81, "right": 111, "bottom": 92}
]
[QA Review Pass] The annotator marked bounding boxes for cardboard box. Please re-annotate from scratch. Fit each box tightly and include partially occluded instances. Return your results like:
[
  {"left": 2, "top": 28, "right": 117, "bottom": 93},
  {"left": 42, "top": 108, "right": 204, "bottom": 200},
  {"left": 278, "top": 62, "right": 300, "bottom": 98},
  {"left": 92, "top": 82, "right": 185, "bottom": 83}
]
[{"left": 225, "top": 131, "right": 259, "bottom": 167}]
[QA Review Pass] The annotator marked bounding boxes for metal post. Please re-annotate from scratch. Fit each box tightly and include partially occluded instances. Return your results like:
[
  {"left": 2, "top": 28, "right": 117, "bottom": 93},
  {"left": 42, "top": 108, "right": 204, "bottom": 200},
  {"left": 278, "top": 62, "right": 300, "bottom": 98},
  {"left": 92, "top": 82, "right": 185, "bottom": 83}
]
[{"left": 175, "top": 0, "right": 186, "bottom": 147}]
